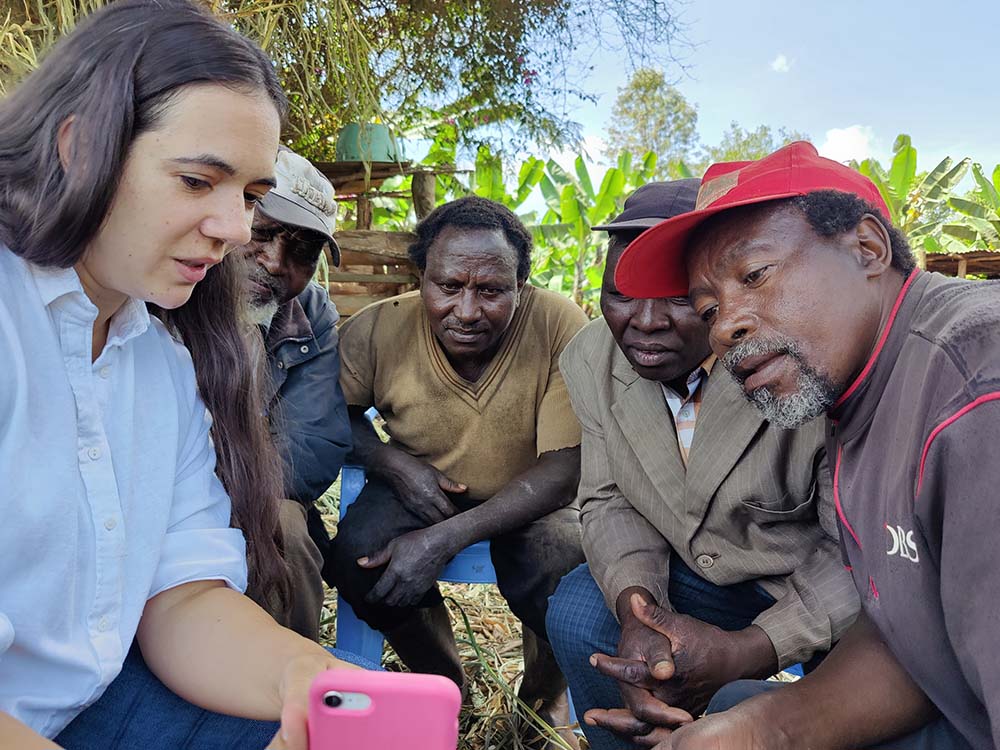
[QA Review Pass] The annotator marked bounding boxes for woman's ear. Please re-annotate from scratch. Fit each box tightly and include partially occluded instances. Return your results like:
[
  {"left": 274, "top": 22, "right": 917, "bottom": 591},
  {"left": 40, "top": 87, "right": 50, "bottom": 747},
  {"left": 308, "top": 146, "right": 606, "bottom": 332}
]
[{"left": 56, "top": 116, "right": 76, "bottom": 171}]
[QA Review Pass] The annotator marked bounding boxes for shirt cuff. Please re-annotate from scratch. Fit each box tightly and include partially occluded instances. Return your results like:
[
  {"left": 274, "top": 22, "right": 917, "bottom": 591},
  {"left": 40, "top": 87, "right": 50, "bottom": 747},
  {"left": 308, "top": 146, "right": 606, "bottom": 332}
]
[
  {"left": 601, "top": 568, "right": 673, "bottom": 622},
  {"left": 0, "top": 612, "right": 13, "bottom": 654},
  {"left": 752, "top": 601, "right": 828, "bottom": 669},
  {"left": 148, "top": 528, "right": 249, "bottom": 599}
]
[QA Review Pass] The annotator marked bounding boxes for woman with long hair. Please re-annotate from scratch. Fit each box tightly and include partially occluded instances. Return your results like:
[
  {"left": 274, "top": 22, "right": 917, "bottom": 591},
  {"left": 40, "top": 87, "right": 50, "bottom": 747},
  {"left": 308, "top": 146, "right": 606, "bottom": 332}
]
[{"left": 0, "top": 2, "right": 372, "bottom": 748}]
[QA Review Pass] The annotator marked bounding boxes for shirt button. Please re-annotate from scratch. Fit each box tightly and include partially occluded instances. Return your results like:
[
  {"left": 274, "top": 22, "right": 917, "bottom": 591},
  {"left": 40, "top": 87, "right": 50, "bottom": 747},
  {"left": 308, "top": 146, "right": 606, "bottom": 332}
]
[
  {"left": 104, "top": 517, "right": 118, "bottom": 531},
  {"left": 99, "top": 366, "right": 111, "bottom": 379},
  {"left": 98, "top": 616, "right": 110, "bottom": 632},
  {"left": 695, "top": 554, "right": 715, "bottom": 569},
  {"left": 299, "top": 345, "right": 309, "bottom": 354},
  {"left": 88, "top": 447, "right": 101, "bottom": 461}
]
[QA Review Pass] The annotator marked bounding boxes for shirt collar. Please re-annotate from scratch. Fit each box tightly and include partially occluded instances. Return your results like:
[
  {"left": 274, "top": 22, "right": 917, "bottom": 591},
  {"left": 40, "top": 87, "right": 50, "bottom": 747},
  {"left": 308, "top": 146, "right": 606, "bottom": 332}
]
[
  {"left": 265, "top": 296, "right": 314, "bottom": 351},
  {"left": 701, "top": 353, "right": 718, "bottom": 376},
  {"left": 663, "top": 357, "right": 713, "bottom": 402},
  {"left": 30, "top": 262, "right": 87, "bottom": 309},
  {"left": 29, "top": 260, "right": 151, "bottom": 347},
  {"left": 829, "top": 268, "right": 924, "bottom": 432},
  {"left": 106, "top": 296, "right": 151, "bottom": 348}
]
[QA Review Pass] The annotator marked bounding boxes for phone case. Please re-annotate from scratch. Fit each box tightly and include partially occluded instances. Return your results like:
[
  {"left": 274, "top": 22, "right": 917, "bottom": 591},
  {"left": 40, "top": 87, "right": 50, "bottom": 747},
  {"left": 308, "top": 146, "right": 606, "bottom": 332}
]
[{"left": 308, "top": 669, "right": 462, "bottom": 750}]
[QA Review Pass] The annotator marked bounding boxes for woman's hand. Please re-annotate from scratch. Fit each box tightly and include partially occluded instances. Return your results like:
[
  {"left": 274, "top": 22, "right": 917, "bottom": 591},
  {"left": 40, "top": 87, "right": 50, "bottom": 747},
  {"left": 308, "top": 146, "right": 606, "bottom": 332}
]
[{"left": 267, "top": 653, "right": 361, "bottom": 750}]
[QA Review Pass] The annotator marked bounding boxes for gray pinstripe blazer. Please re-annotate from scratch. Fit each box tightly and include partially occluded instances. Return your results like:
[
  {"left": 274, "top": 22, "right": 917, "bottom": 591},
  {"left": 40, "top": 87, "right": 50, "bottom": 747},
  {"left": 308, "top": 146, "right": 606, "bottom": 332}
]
[{"left": 560, "top": 318, "right": 859, "bottom": 667}]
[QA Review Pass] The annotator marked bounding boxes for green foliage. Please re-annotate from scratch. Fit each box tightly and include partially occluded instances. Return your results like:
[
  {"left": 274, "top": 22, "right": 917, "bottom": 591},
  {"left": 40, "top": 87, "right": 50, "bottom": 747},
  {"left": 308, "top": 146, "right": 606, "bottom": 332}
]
[
  {"left": 530, "top": 150, "right": 658, "bottom": 313},
  {"left": 605, "top": 68, "right": 698, "bottom": 180},
  {"left": 853, "top": 134, "right": 970, "bottom": 262},
  {"left": 697, "top": 122, "right": 808, "bottom": 171},
  {"left": 942, "top": 163, "right": 1000, "bottom": 252},
  {"left": 605, "top": 71, "right": 805, "bottom": 180},
  {"left": 1, "top": 1, "right": 687, "bottom": 160}
]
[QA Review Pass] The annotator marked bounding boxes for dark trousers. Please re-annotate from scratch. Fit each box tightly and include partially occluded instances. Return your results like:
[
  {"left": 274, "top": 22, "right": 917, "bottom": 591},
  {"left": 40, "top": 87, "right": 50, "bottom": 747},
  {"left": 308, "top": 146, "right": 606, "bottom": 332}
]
[
  {"left": 266, "top": 499, "right": 325, "bottom": 641},
  {"left": 324, "top": 477, "right": 584, "bottom": 641},
  {"left": 546, "top": 560, "right": 782, "bottom": 750}
]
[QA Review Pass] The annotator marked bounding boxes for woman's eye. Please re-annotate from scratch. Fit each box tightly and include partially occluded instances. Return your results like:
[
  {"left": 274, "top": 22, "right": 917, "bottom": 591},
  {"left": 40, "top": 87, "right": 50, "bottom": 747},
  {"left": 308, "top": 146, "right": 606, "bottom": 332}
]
[
  {"left": 180, "top": 175, "right": 209, "bottom": 190},
  {"left": 244, "top": 192, "right": 263, "bottom": 206}
]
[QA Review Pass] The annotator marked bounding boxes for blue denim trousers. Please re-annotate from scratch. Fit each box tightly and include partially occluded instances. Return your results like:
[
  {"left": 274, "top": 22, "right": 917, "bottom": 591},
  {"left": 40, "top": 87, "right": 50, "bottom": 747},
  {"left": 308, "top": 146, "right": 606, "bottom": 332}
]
[
  {"left": 546, "top": 559, "right": 779, "bottom": 750},
  {"left": 55, "top": 645, "right": 379, "bottom": 750}
]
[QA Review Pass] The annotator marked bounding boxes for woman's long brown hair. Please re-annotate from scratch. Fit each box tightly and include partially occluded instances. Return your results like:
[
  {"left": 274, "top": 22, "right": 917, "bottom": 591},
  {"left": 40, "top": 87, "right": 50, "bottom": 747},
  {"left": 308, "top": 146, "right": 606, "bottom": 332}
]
[
  {"left": 0, "top": 0, "right": 290, "bottom": 606},
  {"left": 154, "top": 257, "right": 289, "bottom": 608}
]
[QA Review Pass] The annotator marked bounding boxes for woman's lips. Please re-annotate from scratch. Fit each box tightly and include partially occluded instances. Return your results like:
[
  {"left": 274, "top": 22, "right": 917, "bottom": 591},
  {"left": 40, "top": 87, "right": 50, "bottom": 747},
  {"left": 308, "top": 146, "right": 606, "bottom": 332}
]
[{"left": 174, "top": 258, "right": 210, "bottom": 284}]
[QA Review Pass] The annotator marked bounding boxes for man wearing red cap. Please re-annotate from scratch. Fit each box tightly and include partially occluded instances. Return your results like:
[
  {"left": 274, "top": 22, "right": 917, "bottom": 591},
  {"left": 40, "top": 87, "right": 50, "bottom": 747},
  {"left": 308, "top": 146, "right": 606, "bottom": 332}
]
[
  {"left": 607, "top": 141, "right": 998, "bottom": 749},
  {"left": 546, "top": 180, "right": 857, "bottom": 750}
]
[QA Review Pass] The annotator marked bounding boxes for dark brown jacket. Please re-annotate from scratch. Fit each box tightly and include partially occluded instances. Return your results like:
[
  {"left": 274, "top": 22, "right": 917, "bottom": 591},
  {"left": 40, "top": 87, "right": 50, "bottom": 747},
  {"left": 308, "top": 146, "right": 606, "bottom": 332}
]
[{"left": 829, "top": 270, "right": 1000, "bottom": 749}]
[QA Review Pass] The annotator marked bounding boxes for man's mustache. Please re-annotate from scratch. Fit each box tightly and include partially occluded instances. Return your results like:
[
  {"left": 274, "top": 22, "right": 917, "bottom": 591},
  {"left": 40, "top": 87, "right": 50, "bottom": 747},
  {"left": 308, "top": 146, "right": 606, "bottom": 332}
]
[
  {"left": 248, "top": 266, "right": 280, "bottom": 298},
  {"left": 722, "top": 337, "right": 803, "bottom": 385}
]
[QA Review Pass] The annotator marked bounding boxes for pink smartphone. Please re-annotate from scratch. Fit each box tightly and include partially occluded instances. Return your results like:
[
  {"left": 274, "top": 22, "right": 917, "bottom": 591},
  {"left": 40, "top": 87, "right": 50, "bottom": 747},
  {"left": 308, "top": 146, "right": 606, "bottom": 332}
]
[{"left": 308, "top": 669, "right": 462, "bottom": 750}]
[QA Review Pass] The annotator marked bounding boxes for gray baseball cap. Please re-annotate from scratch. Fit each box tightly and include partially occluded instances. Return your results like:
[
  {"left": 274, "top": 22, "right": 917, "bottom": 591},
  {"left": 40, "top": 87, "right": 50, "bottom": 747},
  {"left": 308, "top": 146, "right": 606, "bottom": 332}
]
[{"left": 257, "top": 147, "right": 341, "bottom": 266}]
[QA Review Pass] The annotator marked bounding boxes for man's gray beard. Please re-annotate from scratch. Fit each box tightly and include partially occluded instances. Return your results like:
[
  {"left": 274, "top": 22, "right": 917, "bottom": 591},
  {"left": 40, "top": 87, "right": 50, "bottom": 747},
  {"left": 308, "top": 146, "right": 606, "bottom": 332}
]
[
  {"left": 246, "top": 299, "right": 279, "bottom": 329},
  {"left": 722, "top": 337, "right": 840, "bottom": 429}
]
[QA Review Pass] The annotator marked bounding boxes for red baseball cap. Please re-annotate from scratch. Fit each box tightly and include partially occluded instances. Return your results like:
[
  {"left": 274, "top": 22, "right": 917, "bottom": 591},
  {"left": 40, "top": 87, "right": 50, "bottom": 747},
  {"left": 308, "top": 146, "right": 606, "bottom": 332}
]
[{"left": 614, "top": 141, "right": 891, "bottom": 298}]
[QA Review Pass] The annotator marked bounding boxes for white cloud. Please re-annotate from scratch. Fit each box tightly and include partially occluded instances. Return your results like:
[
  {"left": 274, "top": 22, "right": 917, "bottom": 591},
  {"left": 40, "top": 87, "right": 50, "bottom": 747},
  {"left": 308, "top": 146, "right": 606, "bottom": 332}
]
[
  {"left": 818, "top": 125, "right": 878, "bottom": 164},
  {"left": 770, "top": 54, "right": 791, "bottom": 73}
]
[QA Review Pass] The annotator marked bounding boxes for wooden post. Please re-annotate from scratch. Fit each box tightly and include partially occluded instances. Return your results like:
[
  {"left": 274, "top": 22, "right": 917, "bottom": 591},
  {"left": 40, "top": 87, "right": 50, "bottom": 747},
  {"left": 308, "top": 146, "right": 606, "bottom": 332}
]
[
  {"left": 412, "top": 172, "right": 436, "bottom": 220},
  {"left": 356, "top": 196, "right": 373, "bottom": 230},
  {"left": 957, "top": 258, "right": 968, "bottom": 278}
]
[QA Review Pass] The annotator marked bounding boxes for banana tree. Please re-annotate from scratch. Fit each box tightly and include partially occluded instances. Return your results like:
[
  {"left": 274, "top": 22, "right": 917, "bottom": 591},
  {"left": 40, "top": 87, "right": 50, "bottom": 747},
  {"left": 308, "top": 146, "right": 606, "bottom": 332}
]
[
  {"left": 938, "top": 163, "right": 1000, "bottom": 256},
  {"left": 529, "top": 151, "right": 657, "bottom": 313},
  {"left": 853, "top": 135, "right": 970, "bottom": 268}
]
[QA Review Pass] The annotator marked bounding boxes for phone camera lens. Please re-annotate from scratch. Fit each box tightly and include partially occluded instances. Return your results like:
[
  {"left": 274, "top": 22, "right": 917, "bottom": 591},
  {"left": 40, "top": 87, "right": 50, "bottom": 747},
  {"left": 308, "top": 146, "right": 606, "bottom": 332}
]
[{"left": 323, "top": 691, "right": 344, "bottom": 708}]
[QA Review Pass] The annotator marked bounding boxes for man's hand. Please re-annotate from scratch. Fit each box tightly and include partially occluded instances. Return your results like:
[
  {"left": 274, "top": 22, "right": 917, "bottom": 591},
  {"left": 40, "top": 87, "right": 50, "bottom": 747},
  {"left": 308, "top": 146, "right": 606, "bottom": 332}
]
[
  {"left": 647, "top": 704, "right": 793, "bottom": 750},
  {"left": 594, "top": 594, "right": 777, "bottom": 716},
  {"left": 372, "top": 446, "right": 466, "bottom": 525},
  {"left": 587, "top": 694, "right": 788, "bottom": 750},
  {"left": 584, "top": 707, "right": 693, "bottom": 748},
  {"left": 358, "top": 525, "right": 459, "bottom": 607},
  {"left": 589, "top": 589, "right": 690, "bottom": 734}
]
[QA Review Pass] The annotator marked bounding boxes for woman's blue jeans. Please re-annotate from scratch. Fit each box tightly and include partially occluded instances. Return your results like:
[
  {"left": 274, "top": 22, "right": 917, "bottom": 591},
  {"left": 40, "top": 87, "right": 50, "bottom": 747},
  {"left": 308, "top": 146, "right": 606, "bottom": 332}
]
[{"left": 55, "top": 644, "right": 379, "bottom": 749}]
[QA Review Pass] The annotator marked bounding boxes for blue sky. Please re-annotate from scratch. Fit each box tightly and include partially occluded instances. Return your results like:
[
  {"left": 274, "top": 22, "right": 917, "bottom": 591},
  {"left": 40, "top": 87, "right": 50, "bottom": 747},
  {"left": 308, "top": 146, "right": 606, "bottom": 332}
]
[{"left": 563, "top": 0, "right": 1000, "bottom": 172}]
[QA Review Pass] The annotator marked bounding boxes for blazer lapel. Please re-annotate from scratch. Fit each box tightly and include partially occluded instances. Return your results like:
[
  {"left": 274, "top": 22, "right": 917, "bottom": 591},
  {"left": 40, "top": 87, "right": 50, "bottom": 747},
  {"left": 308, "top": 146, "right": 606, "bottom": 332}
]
[
  {"left": 610, "top": 353, "right": 688, "bottom": 510},
  {"left": 684, "top": 369, "right": 765, "bottom": 519}
]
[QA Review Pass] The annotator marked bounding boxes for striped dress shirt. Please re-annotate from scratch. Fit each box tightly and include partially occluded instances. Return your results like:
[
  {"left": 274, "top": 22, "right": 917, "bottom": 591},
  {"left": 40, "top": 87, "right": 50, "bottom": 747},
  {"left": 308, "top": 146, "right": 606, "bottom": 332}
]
[{"left": 659, "top": 356, "right": 716, "bottom": 465}]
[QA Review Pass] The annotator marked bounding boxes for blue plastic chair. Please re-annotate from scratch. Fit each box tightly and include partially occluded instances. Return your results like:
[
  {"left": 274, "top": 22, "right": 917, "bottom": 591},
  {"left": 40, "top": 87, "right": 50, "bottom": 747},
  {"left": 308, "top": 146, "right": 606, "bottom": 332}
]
[{"left": 334, "top": 464, "right": 499, "bottom": 662}]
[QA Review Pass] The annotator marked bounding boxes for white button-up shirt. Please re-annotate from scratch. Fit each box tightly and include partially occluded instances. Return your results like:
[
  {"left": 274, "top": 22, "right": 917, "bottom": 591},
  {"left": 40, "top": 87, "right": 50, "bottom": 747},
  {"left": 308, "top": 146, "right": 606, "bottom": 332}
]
[{"left": 0, "top": 247, "right": 248, "bottom": 738}]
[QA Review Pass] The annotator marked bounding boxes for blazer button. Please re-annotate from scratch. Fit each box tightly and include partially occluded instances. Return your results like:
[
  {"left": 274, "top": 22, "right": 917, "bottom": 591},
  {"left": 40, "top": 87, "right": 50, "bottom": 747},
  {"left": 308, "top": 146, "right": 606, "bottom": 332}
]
[
  {"left": 300, "top": 345, "right": 310, "bottom": 354},
  {"left": 277, "top": 361, "right": 285, "bottom": 369},
  {"left": 695, "top": 554, "right": 715, "bottom": 569}
]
